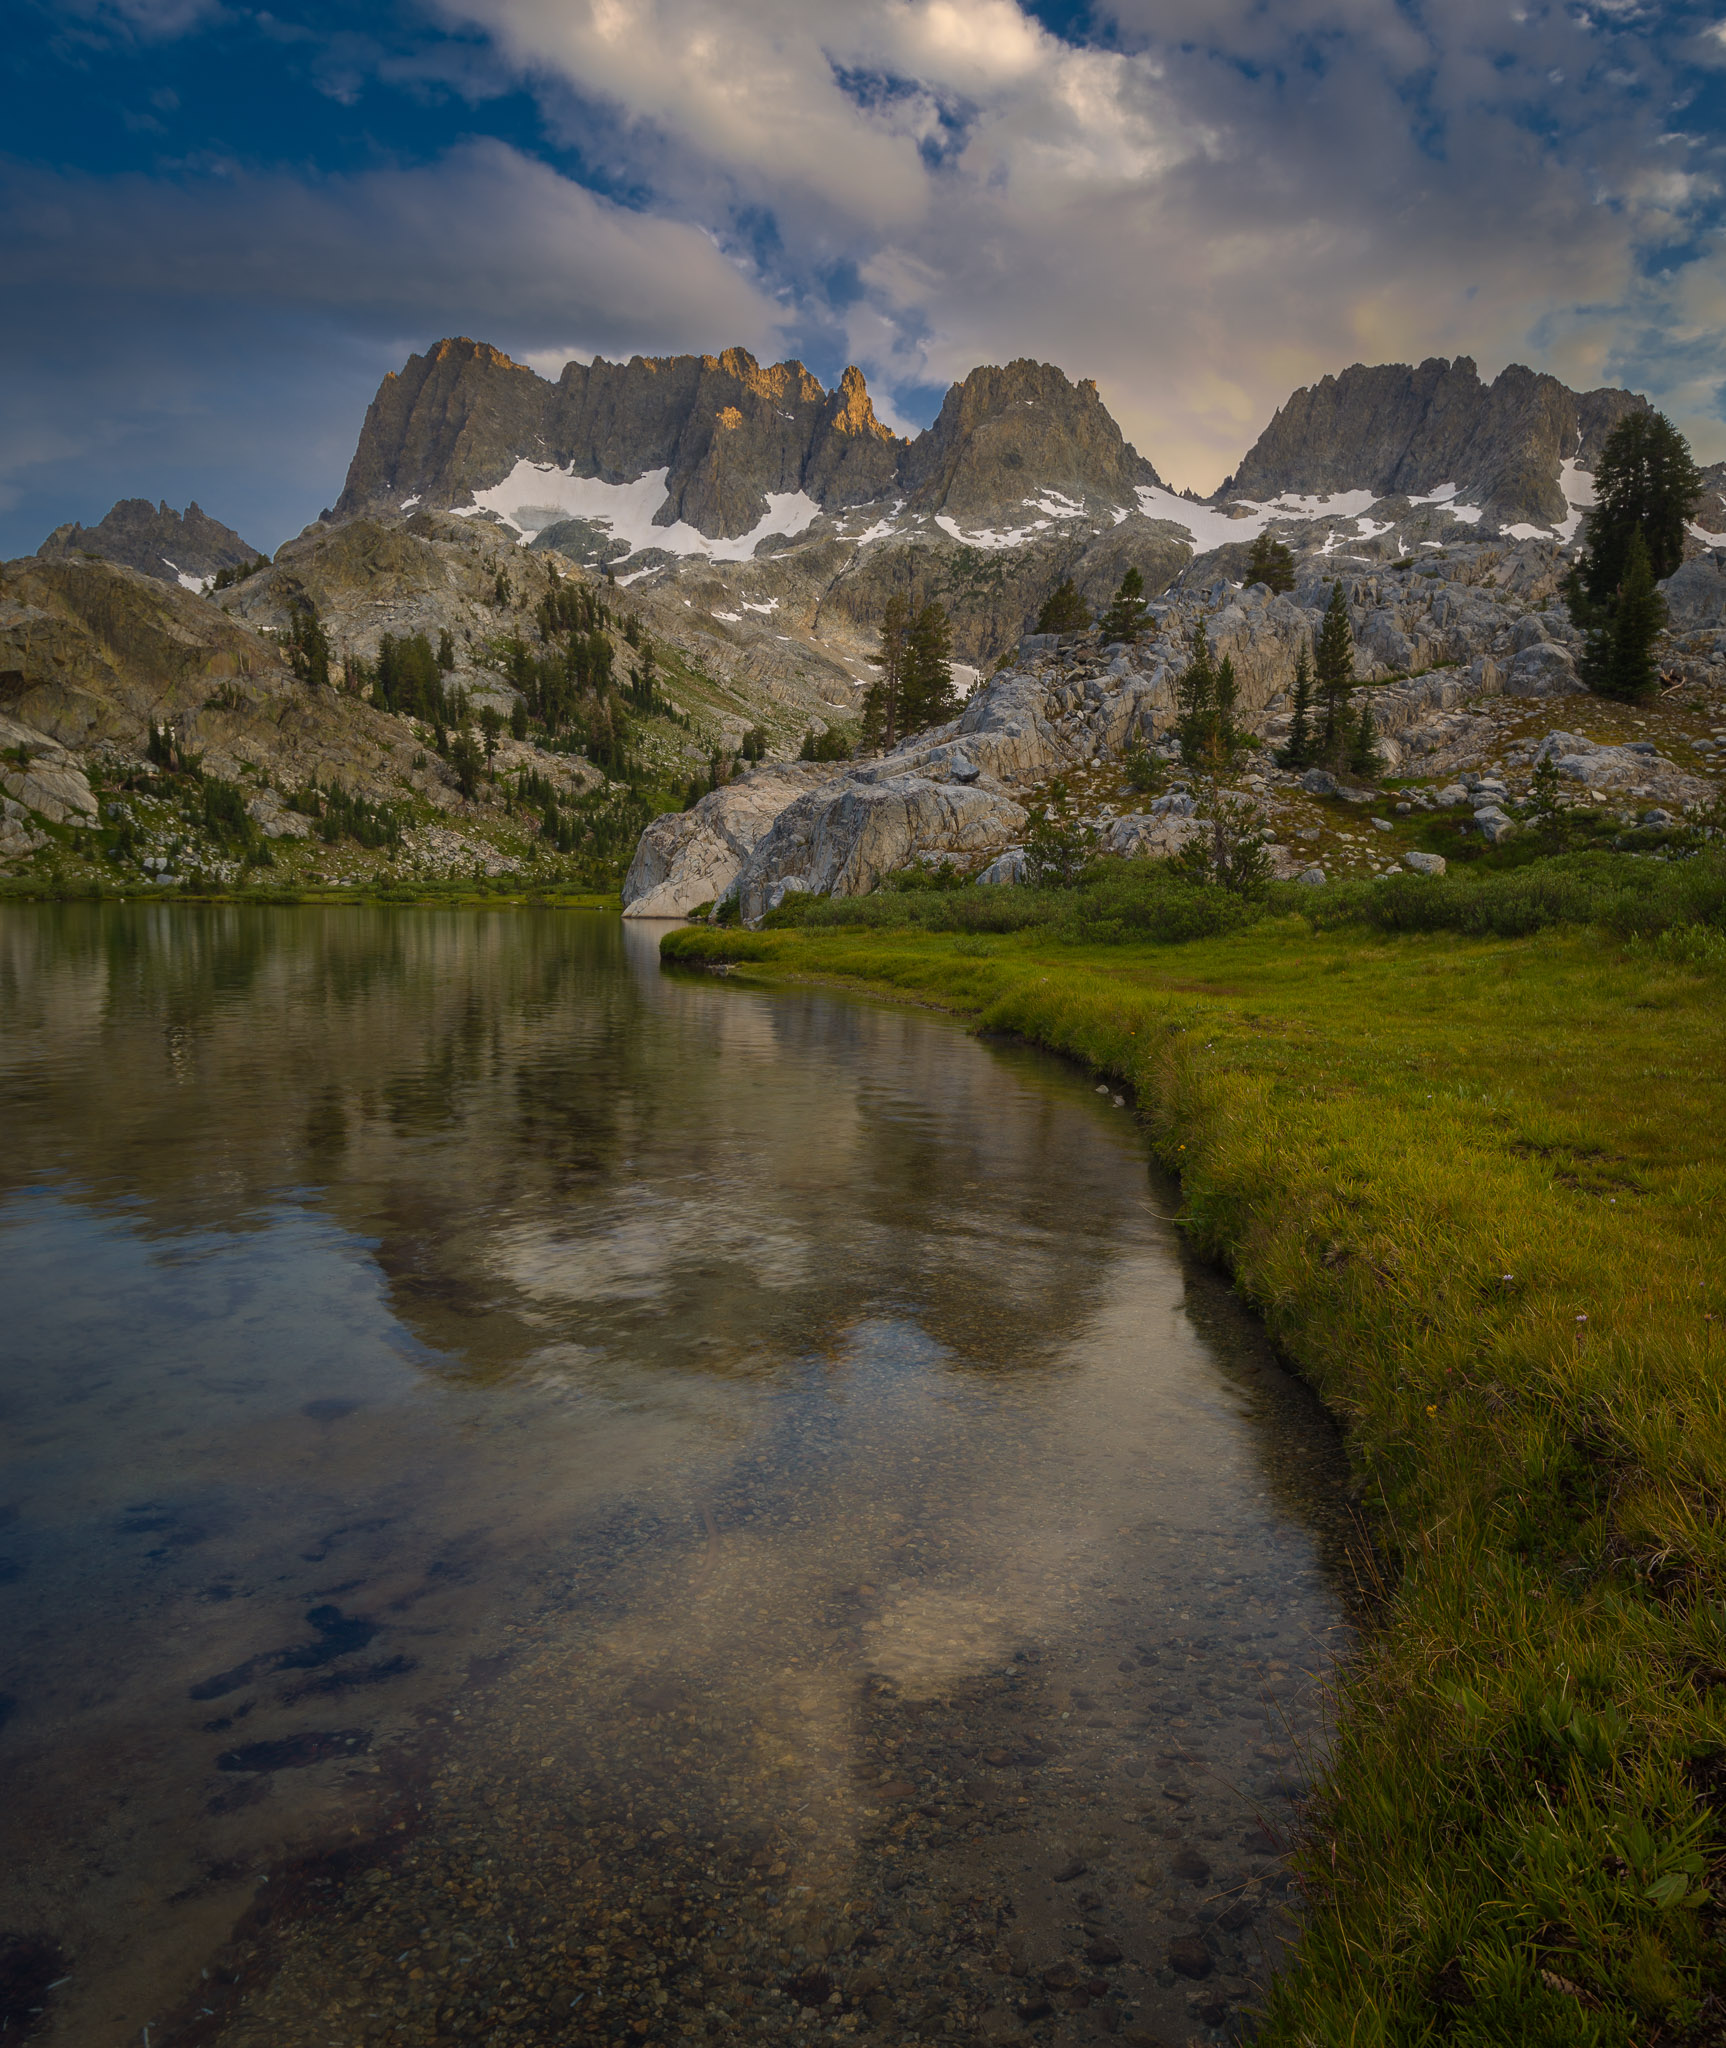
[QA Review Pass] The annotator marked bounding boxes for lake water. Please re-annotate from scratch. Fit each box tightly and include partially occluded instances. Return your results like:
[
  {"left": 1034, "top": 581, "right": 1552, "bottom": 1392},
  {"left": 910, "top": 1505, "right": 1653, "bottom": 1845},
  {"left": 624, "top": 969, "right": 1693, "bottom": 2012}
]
[{"left": 0, "top": 906, "right": 1351, "bottom": 2048}]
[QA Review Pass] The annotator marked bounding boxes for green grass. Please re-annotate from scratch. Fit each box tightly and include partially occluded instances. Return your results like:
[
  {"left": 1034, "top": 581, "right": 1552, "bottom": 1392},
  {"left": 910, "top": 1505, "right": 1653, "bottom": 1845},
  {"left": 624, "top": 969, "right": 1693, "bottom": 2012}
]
[{"left": 662, "top": 903, "right": 1726, "bottom": 2042}]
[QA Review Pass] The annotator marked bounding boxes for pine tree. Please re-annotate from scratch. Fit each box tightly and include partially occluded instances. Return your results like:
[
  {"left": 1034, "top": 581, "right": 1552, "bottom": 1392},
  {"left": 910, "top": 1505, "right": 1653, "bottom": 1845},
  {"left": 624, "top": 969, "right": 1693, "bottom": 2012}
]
[
  {"left": 900, "top": 603, "right": 956, "bottom": 733},
  {"left": 1349, "top": 700, "right": 1381, "bottom": 778},
  {"left": 1035, "top": 579, "right": 1090, "bottom": 634},
  {"left": 1176, "top": 622, "right": 1219, "bottom": 766},
  {"left": 437, "top": 628, "right": 455, "bottom": 672},
  {"left": 1278, "top": 644, "right": 1316, "bottom": 768},
  {"left": 1575, "top": 410, "right": 1702, "bottom": 603},
  {"left": 1314, "top": 581, "right": 1357, "bottom": 770},
  {"left": 1213, "top": 654, "right": 1240, "bottom": 768},
  {"left": 1246, "top": 533, "right": 1296, "bottom": 594},
  {"left": 1098, "top": 566, "right": 1148, "bottom": 642},
  {"left": 1586, "top": 529, "right": 1666, "bottom": 701},
  {"left": 862, "top": 593, "right": 911, "bottom": 749}
]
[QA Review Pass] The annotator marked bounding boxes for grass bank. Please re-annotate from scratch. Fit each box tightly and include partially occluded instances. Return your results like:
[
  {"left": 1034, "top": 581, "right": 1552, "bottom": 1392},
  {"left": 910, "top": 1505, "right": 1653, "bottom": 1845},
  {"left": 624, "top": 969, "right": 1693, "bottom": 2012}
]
[{"left": 663, "top": 905, "right": 1726, "bottom": 2044}]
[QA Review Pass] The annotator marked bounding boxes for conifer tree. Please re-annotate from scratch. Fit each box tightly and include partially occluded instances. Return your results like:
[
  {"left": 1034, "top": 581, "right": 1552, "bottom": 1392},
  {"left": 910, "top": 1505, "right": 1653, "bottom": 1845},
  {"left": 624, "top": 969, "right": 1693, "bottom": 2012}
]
[
  {"left": 861, "top": 593, "right": 911, "bottom": 749},
  {"left": 1246, "top": 533, "right": 1297, "bottom": 594},
  {"left": 1582, "top": 529, "right": 1666, "bottom": 701},
  {"left": 900, "top": 603, "right": 956, "bottom": 732},
  {"left": 1035, "top": 579, "right": 1090, "bottom": 634},
  {"left": 1176, "top": 622, "right": 1219, "bottom": 765},
  {"left": 1349, "top": 699, "right": 1381, "bottom": 778},
  {"left": 1278, "top": 644, "right": 1316, "bottom": 768},
  {"left": 1575, "top": 410, "right": 1702, "bottom": 602},
  {"left": 437, "top": 628, "right": 455, "bottom": 673},
  {"left": 1213, "top": 654, "right": 1241, "bottom": 768},
  {"left": 1314, "top": 581, "right": 1357, "bottom": 769},
  {"left": 1098, "top": 566, "right": 1148, "bottom": 642}
]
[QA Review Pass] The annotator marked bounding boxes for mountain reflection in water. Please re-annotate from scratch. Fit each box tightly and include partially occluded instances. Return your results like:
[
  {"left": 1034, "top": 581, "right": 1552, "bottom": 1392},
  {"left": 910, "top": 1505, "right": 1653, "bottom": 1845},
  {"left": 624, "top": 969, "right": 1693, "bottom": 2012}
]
[{"left": 0, "top": 905, "right": 1351, "bottom": 2048}]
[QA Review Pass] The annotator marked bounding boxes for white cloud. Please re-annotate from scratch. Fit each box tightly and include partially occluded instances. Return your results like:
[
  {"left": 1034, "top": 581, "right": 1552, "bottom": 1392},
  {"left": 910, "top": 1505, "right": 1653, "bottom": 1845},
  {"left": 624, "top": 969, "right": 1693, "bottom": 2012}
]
[{"left": 423, "top": 0, "right": 1726, "bottom": 482}]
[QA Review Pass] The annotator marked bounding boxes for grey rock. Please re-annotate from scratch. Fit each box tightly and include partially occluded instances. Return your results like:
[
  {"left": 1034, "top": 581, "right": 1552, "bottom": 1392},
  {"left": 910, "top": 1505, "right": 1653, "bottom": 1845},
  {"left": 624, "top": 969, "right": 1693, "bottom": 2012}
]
[
  {"left": 1504, "top": 641, "right": 1583, "bottom": 697},
  {"left": 622, "top": 764, "right": 832, "bottom": 917},
  {"left": 946, "top": 754, "right": 981, "bottom": 785},
  {"left": 1301, "top": 768, "right": 1339, "bottom": 795},
  {"left": 1295, "top": 866, "right": 1327, "bottom": 887},
  {"left": 1104, "top": 813, "right": 1202, "bottom": 860},
  {"left": 1018, "top": 633, "right": 1060, "bottom": 661},
  {"left": 1435, "top": 783, "right": 1471, "bottom": 807},
  {"left": 1403, "top": 850, "right": 1447, "bottom": 875},
  {"left": 977, "top": 848, "right": 1027, "bottom": 885},
  {"left": 1473, "top": 808, "right": 1516, "bottom": 843},
  {"left": 1150, "top": 790, "right": 1197, "bottom": 818},
  {"left": 1661, "top": 553, "right": 1726, "bottom": 630},
  {"left": 736, "top": 774, "right": 1028, "bottom": 921},
  {"left": 1370, "top": 816, "right": 1393, "bottom": 832}
]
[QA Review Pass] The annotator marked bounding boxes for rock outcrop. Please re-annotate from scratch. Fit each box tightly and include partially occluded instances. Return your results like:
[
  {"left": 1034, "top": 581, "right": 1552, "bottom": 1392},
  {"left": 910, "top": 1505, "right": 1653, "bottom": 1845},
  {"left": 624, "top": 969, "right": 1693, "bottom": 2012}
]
[
  {"left": 36, "top": 499, "right": 263, "bottom": 591},
  {"left": 336, "top": 341, "right": 1158, "bottom": 547},
  {"left": 621, "top": 765, "right": 834, "bottom": 918},
  {"left": 1220, "top": 357, "right": 1644, "bottom": 529}
]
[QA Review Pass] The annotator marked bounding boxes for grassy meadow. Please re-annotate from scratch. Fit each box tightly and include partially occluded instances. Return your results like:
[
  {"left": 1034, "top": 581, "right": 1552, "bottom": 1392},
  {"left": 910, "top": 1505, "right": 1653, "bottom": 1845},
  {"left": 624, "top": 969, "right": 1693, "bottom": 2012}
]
[{"left": 663, "top": 865, "right": 1726, "bottom": 2044}]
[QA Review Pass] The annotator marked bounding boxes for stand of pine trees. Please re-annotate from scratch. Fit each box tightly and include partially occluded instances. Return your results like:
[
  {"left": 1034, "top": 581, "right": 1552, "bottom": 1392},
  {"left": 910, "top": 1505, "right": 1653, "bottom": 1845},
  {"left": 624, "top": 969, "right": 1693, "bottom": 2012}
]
[
  {"left": 862, "top": 597, "right": 956, "bottom": 748},
  {"left": 1034, "top": 579, "right": 1090, "bottom": 634},
  {"left": 1278, "top": 583, "right": 1379, "bottom": 776},
  {"left": 1175, "top": 623, "right": 1242, "bottom": 770},
  {"left": 1567, "top": 411, "right": 1701, "bottom": 702},
  {"left": 1246, "top": 533, "right": 1296, "bottom": 593},
  {"left": 1098, "top": 566, "right": 1148, "bottom": 642}
]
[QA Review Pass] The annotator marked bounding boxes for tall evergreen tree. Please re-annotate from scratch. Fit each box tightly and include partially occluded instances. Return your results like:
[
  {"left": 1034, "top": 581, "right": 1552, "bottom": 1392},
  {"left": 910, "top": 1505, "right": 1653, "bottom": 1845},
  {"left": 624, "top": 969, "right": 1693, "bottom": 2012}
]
[
  {"left": 1098, "top": 566, "right": 1148, "bottom": 641},
  {"left": 1213, "top": 654, "right": 1240, "bottom": 767},
  {"left": 1574, "top": 410, "right": 1702, "bottom": 604},
  {"left": 1278, "top": 644, "right": 1316, "bottom": 768},
  {"left": 1246, "top": 532, "right": 1297, "bottom": 594},
  {"left": 1582, "top": 529, "right": 1666, "bottom": 701},
  {"left": 1035, "top": 579, "right": 1090, "bottom": 634},
  {"left": 900, "top": 603, "right": 956, "bottom": 733},
  {"left": 1349, "top": 699, "right": 1382, "bottom": 777},
  {"left": 861, "top": 593, "right": 911, "bottom": 749},
  {"left": 1314, "top": 581, "right": 1357, "bottom": 769},
  {"left": 1176, "top": 622, "right": 1219, "bottom": 766}
]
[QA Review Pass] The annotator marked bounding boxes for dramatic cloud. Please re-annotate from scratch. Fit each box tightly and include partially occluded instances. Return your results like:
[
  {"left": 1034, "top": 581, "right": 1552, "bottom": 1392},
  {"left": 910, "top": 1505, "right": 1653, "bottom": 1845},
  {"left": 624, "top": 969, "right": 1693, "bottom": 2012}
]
[
  {"left": 426, "top": 0, "right": 1726, "bottom": 484},
  {"left": 3, "top": 0, "right": 1722, "bottom": 552}
]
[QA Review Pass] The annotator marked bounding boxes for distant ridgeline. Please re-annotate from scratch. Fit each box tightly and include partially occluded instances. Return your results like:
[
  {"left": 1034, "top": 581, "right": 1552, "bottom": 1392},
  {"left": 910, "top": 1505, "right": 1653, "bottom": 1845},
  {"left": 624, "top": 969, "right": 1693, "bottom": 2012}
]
[{"left": 36, "top": 499, "right": 264, "bottom": 592}]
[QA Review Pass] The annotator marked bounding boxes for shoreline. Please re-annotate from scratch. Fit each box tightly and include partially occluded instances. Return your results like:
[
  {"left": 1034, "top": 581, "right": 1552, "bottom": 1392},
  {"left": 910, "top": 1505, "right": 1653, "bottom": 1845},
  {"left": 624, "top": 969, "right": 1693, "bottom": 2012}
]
[{"left": 658, "top": 913, "right": 1726, "bottom": 2040}]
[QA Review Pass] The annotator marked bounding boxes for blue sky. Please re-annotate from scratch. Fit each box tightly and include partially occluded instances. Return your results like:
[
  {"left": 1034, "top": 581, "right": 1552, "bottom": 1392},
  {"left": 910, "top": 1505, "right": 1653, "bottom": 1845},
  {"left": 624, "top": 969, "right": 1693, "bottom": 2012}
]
[{"left": 5, "top": 0, "right": 1725, "bottom": 556}]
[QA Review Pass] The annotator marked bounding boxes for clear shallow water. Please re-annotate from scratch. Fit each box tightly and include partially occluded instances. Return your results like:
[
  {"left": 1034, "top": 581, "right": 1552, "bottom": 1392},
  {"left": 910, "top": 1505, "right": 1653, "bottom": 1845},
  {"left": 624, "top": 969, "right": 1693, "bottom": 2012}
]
[{"left": 0, "top": 906, "right": 1352, "bottom": 2048}]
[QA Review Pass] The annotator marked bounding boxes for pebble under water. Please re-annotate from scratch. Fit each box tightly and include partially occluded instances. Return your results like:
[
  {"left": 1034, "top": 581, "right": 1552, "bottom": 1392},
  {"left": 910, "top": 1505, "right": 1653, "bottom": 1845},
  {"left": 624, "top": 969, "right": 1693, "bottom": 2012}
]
[{"left": 0, "top": 905, "right": 1354, "bottom": 2048}]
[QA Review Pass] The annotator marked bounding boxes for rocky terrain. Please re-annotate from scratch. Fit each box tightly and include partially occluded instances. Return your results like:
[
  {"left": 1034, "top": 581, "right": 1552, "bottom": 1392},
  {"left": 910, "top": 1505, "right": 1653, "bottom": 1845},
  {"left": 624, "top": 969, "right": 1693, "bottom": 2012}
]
[
  {"left": 623, "top": 534, "right": 1726, "bottom": 922},
  {"left": 36, "top": 498, "right": 262, "bottom": 590},
  {"left": 9, "top": 336, "right": 1726, "bottom": 894}
]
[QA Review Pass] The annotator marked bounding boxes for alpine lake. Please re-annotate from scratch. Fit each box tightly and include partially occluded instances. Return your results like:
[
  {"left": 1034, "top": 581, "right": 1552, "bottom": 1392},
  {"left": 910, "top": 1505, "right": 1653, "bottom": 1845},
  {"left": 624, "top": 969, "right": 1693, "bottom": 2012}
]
[{"left": 0, "top": 904, "right": 1354, "bottom": 2048}]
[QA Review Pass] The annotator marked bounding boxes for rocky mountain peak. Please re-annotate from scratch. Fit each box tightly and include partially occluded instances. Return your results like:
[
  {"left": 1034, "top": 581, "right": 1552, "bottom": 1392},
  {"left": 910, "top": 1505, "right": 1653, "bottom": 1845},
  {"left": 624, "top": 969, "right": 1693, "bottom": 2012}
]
[
  {"left": 1221, "top": 355, "right": 1645, "bottom": 527},
  {"left": 35, "top": 497, "right": 262, "bottom": 590},
  {"left": 903, "top": 358, "right": 1162, "bottom": 521}
]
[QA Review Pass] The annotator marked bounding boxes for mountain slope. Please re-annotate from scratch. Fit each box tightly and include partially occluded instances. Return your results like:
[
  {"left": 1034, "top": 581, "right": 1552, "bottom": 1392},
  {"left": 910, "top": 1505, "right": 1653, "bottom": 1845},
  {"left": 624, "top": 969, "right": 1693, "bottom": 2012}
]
[
  {"left": 1219, "top": 356, "right": 1644, "bottom": 530},
  {"left": 36, "top": 499, "right": 263, "bottom": 591}
]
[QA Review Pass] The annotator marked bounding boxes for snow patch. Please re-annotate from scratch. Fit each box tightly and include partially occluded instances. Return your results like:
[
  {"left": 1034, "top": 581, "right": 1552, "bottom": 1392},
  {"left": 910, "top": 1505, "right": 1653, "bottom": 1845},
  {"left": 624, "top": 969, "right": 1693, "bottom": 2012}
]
[
  {"left": 400, "top": 495, "right": 421, "bottom": 510},
  {"left": 1689, "top": 521, "right": 1726, "bottom": 547},
  {"left": 740, "top": 597, "right": 780, "bottom": 615},
  {"left": 455, "top": 460, "right": 822, "bottom": 563},
  {"left": 161, "top": 557, "right": 211, "bottom": 594},
  {"left": 712, "top": 610, "right": 743, "bottom": 623},
  {"left": 933, "top": 512, "right": 1055, "bottom": 551},
  {"left": 951, "top": 662, "right": 981, "bottom": 699}
]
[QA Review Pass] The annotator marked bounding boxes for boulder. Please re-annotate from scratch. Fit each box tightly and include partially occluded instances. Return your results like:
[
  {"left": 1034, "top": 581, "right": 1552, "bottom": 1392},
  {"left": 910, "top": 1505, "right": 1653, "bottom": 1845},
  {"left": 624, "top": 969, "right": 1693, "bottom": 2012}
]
[
  {"left": 621, "top": 764, "right": 831, "bottom": 918},
  {"left": 1296, "top": 866, "right": 1327, "bottom": 887},
  {"left": 1473, "top": 807, "right": 1516, "bottom": 843},
  {"left": 1102, "top": 812, "right": 1202, "bottom": 859},
  {"left": 1661, "top": 553, "right": 1726, "bottom": 630},
  {"left": 977, "top": 847, "right": 1027, "bottom": 885},
  {"left": 736, "top": 774, "right": 1028, "bottom": 923},
  {"left": 1403, "top": 849, "right": 1447, "bottom": 875},
  {"left": 1503, "top": 642, "right": 1583, "bottom": 696}
]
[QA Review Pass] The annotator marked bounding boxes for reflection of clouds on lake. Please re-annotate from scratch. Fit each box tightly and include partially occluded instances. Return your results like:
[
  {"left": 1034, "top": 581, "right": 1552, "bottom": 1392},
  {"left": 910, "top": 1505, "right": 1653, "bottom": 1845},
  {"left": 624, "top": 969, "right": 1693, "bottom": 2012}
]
[{"left": 498, "top": 1188, "right": 813, "bottom": 1305}]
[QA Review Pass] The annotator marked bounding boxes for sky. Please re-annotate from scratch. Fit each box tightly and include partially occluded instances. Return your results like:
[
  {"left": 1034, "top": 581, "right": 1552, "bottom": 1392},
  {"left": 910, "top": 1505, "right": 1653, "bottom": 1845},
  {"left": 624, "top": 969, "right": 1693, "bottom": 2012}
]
[{"left": 5, "top": 0, "right": 1726, "bottom": 557}]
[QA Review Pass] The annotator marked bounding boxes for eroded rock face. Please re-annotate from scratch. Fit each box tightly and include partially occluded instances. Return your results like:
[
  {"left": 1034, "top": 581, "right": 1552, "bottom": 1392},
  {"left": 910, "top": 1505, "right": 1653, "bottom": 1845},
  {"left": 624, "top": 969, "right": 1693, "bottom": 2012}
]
[
  {"left": 1533, "top": 732, "right": 1710, "bottom": 806},
  {"left": 36, "top": 499, "right": 262, "bottom": 589},
  {"left": 735, "top": 776, "right": 1029, "bottom": 922},
  {"left": 1222, "top": 356, "right": 1643, "bottom": 529},
  {"left": 621, "top": 766, "right": 832, "bottom": 918},
  {"left": 0, "top": 716, "right": 96, "bottom": 823}
]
